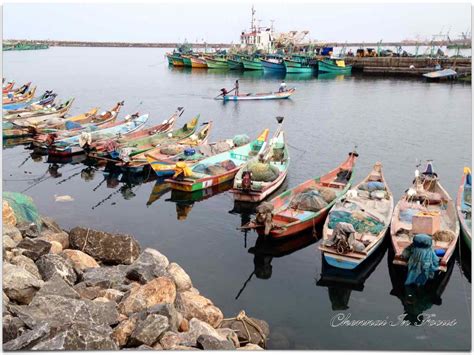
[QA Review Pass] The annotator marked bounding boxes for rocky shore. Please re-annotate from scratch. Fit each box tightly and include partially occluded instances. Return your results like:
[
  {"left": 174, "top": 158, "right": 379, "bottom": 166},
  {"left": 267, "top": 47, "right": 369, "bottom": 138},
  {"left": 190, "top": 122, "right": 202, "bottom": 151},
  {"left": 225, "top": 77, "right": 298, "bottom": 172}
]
[{"left": 2, "top": 200, "right": 269, "bottom": 350}]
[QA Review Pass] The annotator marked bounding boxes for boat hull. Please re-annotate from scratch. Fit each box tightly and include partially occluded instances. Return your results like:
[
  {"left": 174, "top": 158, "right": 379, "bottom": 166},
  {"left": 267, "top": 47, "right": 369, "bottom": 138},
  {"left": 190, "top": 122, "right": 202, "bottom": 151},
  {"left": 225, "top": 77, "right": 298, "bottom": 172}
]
[
  {"left": 232, "top": 171, "right": 288, "bottom": 202},
  {"left": 318, "top": 60, "right": 352, "bottom": 74},
  {"left": 227, "top": 59, "right": 244, "bottom": 70},
  {"left": 220, "top": 88, "right": 295, "bottom": 101},
  {"left": 206, "top": 58, "right": 229, "bottom": 69},
  {"left": 242, "top": 58, "right": 263, "bottom": 70},
  {"left": 262, "top": 60, "right": 286, "bottom": 73},
  {"left": 172, "top": 57, "right": 185, "bottom": 67},
  {"left": 190, "top": 57, "right": 208, "bottom": 68},
  {"left": 284, "top": 60, "right": 314, "bottom": 74},
  {"left": 182, "top": 56, "right": 193, "bottom": 67},
  {"left": 167, "top": 168, "right": 239, "bottom": 192}
]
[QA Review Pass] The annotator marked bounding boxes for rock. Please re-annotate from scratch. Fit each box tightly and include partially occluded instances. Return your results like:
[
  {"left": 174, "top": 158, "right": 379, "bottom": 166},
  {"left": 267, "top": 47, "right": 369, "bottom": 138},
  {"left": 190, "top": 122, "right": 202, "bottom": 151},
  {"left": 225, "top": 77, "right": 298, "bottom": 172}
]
[
  {"left": 73, "top": 283, "right": 103, "bottom": 300},
  {"left": 237, "top": 344, "right": 264, "bottom": 351},
  {"left": 17, "top": 223, "right": 41, "bottom": 239},
  {"left": 3, "top": 322, "right": 50, "bottom": 350},
  {"left": 216, "top": 328, "right": 240, "bottom": 348},
  {"left": 35, "top": 254, "right": 77, "bottom": 285},
  {"left": 93, "top": 297, "right": 112, "bottom": 303},
  {"left": 3, "top": 200, "right": 17, "bottom": 226},
  {"left": 179, "top": 318, "right": 189, "bottom": 332},
  {"left": 175, "top": 290, "right": 223, "bottom": 327},
  {"left": 62, "top": 249, "right": 100, "bottom": 271},
  {"left": 136, "top": 344, "right": 154, "bottom": 350},
  {"left": 171, "top": 345, "right": 197, "bottom": 350},
  {"left": 177, "top": 318, "right": 226, "bottom": 347},
  {"left": 34, "top": 274, "right": 80, "bottom": 300},
  {"left": 3, "top": 225, "right": 22, "bottom": 242},
  {"left": 128, "top": 314, "right": 169, "bottom": 347},
  {"left": 3, "top": 315, "right": 26, "bottom": 343},
  {"left": 118, "top": 277, "right": 176, "bottom": 315},
  {"left": 159, "top": 331, "right": 181, "bottom": 349},
  {"left": 38, "top": 231, "right": 69, "bottom": 249},
  {"left": 167, "top": 262, "right": 192, "bottom": 291},
  {"left": 41, "top": 217, "right": 63, "bottom": 233},
  {"left": 98, "top": 289, "right": 124, "bottom": 303},
  {"left": 10, "top": 254, "right": 41, "bottom": 279},
  {"left": 3, "top": 234, "right": 17, "bottom": 250},
  {"left": 111, "top": 316, "right": 139, "bottom": 348},
  {"left": 3, "top": 250, "right": 13, "bottom": 263},
  {"left": 31, "top": 323, "right": 118, "bottom": 350},
  {"left": 81, "top": 264, "right": 129, "bottom": 289},
  {"left": 3, "top": 263, "right": 43, "bottom": 304},
  {"left": 69, "top": 227, "right": 140, "bottom": 265},
  {"left": 220, "top": 316, "right": 270, "bottom": 348},
  {"left": 49, "top": 241, "right": 63, "bottom": 254},
  {"left": 153, "top": 342, "right": 163, "bottom": 350},
  {"left": 17, "top": 238, "right": 51, "bottom": 261},
  {"left": 3, "top": 291, "right": 11, "bottom": 316},
  {"left": 126, "top": 248, "right": 169, "bottom": 284},
  {"left": 10, "top": 295, "right": 119, "bottom": 329},
  {"left": 197, "top": 334, "right": 235, "bottom": 350},
  {"left": 148, "top": 303, "right": 180, "bottom": 332}
]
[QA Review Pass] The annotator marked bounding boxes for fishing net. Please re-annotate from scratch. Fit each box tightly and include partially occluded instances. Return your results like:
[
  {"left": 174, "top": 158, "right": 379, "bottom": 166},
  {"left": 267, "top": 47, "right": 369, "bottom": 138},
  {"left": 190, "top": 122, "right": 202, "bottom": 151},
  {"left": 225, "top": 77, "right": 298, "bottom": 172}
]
[
  {"left": 247, "top": 161, "right": 279, "bottom": 182},
  {"left": 433, "top": 230, "right": 455, "bottom": 242},
  {"left": 3, "top": 192, "right": 42, "bottom": 229},
  {"left": 181, "top": 152, "right": 204, "bottom": 161},
  {"left": 403, "top": 234, "right": 439, "bottom": 286},
  {"left": 290, "top": 188, "right": 328, "bottom": 212},
  {"left": 319, "top": 187, "right": 337, "bottom": 203},
  {"left": 206, "top": 165, "right": 228, "bottom": 175},
  {"left": 328, "top": 210, "right": 385, "bottom": 235},
  {"left": 160, "top": 144, "right": 184, "bottom": 156},
  {"left": 211, "top": 141, "right": 232, "bottom": 154},
  {"left": 272, "top": 147, "right": 285, "bottom": 161},
  {"left": 233, "top": 134, "right": 250, "bottom": 147}
]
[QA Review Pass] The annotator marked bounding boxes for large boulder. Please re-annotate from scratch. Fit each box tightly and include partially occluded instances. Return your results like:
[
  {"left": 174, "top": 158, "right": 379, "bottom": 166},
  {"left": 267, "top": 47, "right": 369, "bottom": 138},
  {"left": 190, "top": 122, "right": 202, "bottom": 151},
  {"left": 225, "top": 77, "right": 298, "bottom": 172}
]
[
  {"left": 3, "top": 315, "right": 26, "bottom": 343},
  {"left": 196, "top": 334, "right": 235, "bottom": 350},
  {"left": 81, "top": 265, "right": 129, "bottom": 289},
  {"left": 159, "top": 331, "right": 181, "bottom": 350},
  {"left": 61, "top": 249, "right": 100, "bottom": 271},
  {"left": 38, "top": 231, "right": 69, "bottom": 249},
  {"left": 111, "top": 316, "right": 140, "bottom": 348},
  {"left": 35, "top": 254, "right": 77, "bottom": 285},
  {"left": 3, "top": 322, "right": 50, "bottom": 351},
  {"left": 148, "top": 303, "right": 180, "bottom": 332},
  {"left": 17, "top": 223, "right": 41, "bottom": 239},
  {"left": 98, "top": 289, "right": 125, "bottom": 303},
  {"left": 128, "top": 314, "right": 169, "bottom": 347},
  {"left": 219, "top": 315, "right": 270, "bottom": 348},
  {"left": 16, "top": 238, "right": 51, "bottom": 261},
  {"left": 167, "top": 262, "right": 192, "bottom": 291},
  {"left": 175, "top": 290, "right": 223, "bottom": 327},
  {"left": 69, "top": 227, "right": 140, "bottom": 265},
  {"left": 3, "top": 263, "right": 43, "bottom": 304},
  {"left": 177, "top": 318, "right": 227, "bottom": 347},
  {"left": 125, "top": 248, "right": 169, "bottom": 284},
  {"left": 3, "top": 225, "right": 22, "bottom": 242},
  {"left": 118, "top": 277, "right": 176, "bottom": 315},
  {"left": 31, "top": 323, "right": 118, "bottom": 350},
  {"left": 10, "top": 254, "right": 42, "bottom": 279},
  {"left": 9, "top": 295, "right": 119, "bottom": 329},
  {"left": 237, "top": 344, "right": 265, "bottom": 350},
  {"left": 3, "top": 200, "right": 17, "bottom": 226},
  {"left": 34, "top": 274, "right": 80, "bottom": 300},
  {"left": 3, "top": 234, "right": 17, "bottom": 250},
  {"left": 73, "top": 283, "right": 104, "bottom": 300}
]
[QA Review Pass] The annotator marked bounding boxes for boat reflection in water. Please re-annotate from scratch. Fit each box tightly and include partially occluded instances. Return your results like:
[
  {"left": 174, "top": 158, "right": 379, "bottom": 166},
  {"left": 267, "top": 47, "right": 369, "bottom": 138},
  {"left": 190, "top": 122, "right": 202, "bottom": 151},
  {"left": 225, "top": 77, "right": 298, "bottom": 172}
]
[
  {"left": 235, "top": 231, "right": 318, "bottom": 299},
  {"left": 146, "top": 180, "right": 171, "bottom": 206},
  {"left": 316, "top": 238, "right": 388, "bottom": 310},
  {"left": 387, "top": 247, "right": 455, "bottom": 325},
  {"left": 316, "top": 73, "right": 350, "bottom": 81},
  {"left": 166, "top": 179, "right": 234, "bottom": 220},
  {"left": 457, "top": 241, "right": 471, "bottom": 283}
]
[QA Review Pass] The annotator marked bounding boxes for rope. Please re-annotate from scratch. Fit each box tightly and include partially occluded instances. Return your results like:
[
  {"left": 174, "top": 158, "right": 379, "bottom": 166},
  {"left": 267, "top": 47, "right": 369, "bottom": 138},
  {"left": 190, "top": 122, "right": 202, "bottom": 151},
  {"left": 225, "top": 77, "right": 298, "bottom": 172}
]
[{"left": 217, "top": 310, "right": 267, "bottom": 348}]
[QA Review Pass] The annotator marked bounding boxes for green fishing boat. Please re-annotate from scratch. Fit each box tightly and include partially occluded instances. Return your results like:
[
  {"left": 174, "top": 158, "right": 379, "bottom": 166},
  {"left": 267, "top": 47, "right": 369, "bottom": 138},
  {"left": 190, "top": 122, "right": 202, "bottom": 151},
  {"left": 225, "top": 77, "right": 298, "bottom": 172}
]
[
  {"left": 205, "top": 56, "right": 229, "bottom": 69},
  {"left": 227, "top": 56, "right": 244, "bottom": 70},
  {"left": 242, "top": 57, "right": 263, "bottom": 70},
  {"left": 166, "top": 54, "right": 174, "bottom": 65},
  {"left": 181, "top": 55, "right": 193, "bottom": 67},
  {"left": 318, "top": 59, "right": 352, "bottom": 74},
  {"left": 3, "top": 42, "right": 49, "bottom": 51},
  {"left": 284, "top": 56, "right": 314, "bottom": 74}
]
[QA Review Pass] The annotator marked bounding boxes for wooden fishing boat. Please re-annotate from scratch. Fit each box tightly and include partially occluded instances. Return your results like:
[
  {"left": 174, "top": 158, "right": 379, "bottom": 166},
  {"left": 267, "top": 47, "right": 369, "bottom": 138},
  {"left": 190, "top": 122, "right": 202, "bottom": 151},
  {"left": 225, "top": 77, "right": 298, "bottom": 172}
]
[
  {"left": 119, "top": 120, "right": 213, "bottom": 171},
  {"left": 2, "top": 122, "right": 36, "bottom": 139},
  {"left": 205, "top": 56, "right": 229, "bottom": 69},
  {"left": 171, "top": 54, "right": 185, "bottom": 67},
  {"left": 390, "top": 161, "right": 460, "bottom": 272},
  {"left": 456, "top": 167, "right": 471, "bottom": 249},
  {"left": 227, "top": 56, "right": 244, "bottom": 70},
  {"left": 217, "top": 88, "right": 295, "bottom": 101},
  {"left": 284, "top": 57, "right": 314, "bottom": 74},
  {"left": 242, "top": 57, "right": 263, "bottom": 70},
  {"left": 165, "top": 53, "right": 174, "bottom": 65},
  {"left": 3, "top": 89, "right": 56, "bottom": 111},
  {"left": 165, "top": 129, "right": 270, "bottom": 192},
  {"left": 2, "top": 81, "right": 14, "bottom": 94},
  {"left": 319, "top": 162, "right": 394, "bottom": 270},
  {"left": 181, "top": 55, "right": 193, "bottom": 67},
  {"left": 190, "top": 56, "right": 208, "bottom": 68},
  {"left": 146, "top": 130, "right": 261, "bottom": 178},
  {"left": 3, "top": 86, "right": 36, "bottom": 106},
  {"left": 232, "top": 121, "right": 289, "bottom": 202},
  {"left": 10, "top": 98, "right": 75, "bottom": 127},
  {"left": 318, "top": 59, "right": 352, "bottom": 74},
  {"left": 3, "top": 98, "right": 71, "bottom": 121},
  {"left": 46, "top": 114, "right": 149, "bottom": 156},
  {"left": 3, "top": 82, "right": 30, "bottom": 97},
  {"left": 110, "top": 115, "right": 200, "bottom": 160},
  {"left": 243, "top": 150, "right": 358, "bottom": 239},
  {"left": 261, "top": 57, "right": 286, "bottom": 73}
]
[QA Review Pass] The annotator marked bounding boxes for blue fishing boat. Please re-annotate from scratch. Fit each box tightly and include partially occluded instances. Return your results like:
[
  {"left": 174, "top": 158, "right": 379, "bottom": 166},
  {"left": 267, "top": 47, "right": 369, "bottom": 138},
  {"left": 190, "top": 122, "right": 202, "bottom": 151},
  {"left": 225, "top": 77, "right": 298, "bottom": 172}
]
[{"left": 261, "top": 55, "right": 286, "bottom": 73}]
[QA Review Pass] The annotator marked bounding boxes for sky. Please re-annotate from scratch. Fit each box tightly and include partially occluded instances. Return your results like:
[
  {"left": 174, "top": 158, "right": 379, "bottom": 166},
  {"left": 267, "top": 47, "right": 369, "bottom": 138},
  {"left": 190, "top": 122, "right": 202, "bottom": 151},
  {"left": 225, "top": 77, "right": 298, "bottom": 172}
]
[{"left": 3, "top": 3, "right": 472, "bottom": 43}]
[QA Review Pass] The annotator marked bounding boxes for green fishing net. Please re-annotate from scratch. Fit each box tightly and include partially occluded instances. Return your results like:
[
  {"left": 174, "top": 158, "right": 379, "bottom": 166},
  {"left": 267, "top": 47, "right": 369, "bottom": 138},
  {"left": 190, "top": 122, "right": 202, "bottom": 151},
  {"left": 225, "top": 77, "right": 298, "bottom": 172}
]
[{"left": 3, "top": 192, "right": 42, "bottom": 229}]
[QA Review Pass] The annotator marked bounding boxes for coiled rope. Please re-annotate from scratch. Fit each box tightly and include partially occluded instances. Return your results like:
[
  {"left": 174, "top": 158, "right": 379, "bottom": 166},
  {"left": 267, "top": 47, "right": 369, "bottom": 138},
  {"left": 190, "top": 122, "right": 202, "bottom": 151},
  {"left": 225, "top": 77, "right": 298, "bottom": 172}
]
[{"left": 217, "top": 310, "right": 267, "bottom": 348}]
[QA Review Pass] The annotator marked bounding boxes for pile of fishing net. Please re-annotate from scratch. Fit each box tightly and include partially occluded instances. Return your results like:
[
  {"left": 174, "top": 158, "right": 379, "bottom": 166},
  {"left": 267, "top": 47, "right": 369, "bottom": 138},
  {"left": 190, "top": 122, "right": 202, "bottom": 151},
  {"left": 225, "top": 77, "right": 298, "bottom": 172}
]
[
  {"left": 328, "top": 210, "right": 385, "bottom": 235},
  {"left": 247, "top": 161, "right": 280, "bottom": 182},
  {"left": 272, "top": 143, "right": 285, "bottom": 161},
  {"left": 3, "top": 192, "right": 42, "bottom": 229},
  {"left": 160, "top": 144, "right": 185, "bottom": 156},
  {"left": 403, "top": 234, "right": 439, "bottom": 286},
  {"left": 233, "top": 134, "right": 250, "bottom": 147},
  {"left": 199, "top": 141, "right": 233, "bottom": 157},
  {"left": 289, "top": 188, "right": 331, "bottom": 212},
  {"left": 193, "top": 159, "right": 237, "bottom": 175}
]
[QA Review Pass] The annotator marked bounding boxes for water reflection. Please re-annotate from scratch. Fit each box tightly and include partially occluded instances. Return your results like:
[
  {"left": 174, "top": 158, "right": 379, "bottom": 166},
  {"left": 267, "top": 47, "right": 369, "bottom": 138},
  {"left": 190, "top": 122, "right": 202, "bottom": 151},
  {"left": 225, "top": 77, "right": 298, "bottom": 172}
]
[
  {"left": 387, "top": 247, "right": 455, "bottom": 325},
  {"left": 457, "top": 240, "right": 471, "bottom": 283},
  {"left": 316, "top": 238, "right": 387, "bottom": 310},
  {"left": 146, "top": 180, "right": 171, "bottom": 206}
]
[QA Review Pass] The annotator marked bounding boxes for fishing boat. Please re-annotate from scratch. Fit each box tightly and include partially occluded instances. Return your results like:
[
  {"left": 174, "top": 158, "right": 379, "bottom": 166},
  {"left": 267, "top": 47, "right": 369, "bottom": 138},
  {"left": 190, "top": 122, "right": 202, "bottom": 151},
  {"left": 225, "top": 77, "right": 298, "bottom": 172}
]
[
  {"left": 3, "top": 89, "right": 55, "bottom": 111},
  {"left": 9, "top": 98, "right": 75, "bottom": 127},
  {"left": 46, "top": 114, "right": 149, "bottom": 156},
  {"left": 3, "top": 98, "right": 67, "bottom": 121},
  {"left": 2, "top": 122, "right": 36, "bottom": 139},
  {"left": 165, "top": 129, "right": 270, "bottom": 192},
  {"left": 181, "top": 55, "right": 193, "bottom": 67},
  {"left": 319, "top": 162, "right": 394, "bottom": 270},
  {"left": 205, "top": 55, "right": 229, "bottom": 69},
  {"left": 232, "top": 118, "right": 289, "bottom": 202},
  {"left": 261, "top": 56, "right": 286, "bottom": 73},
  {"left": 146, "top": 131, "right": 261, "bottom": 177},
  {"left": 2, "top": 81, "right": 14, "bottom": 94},
  {"left": 3, "top": 86, "right": 36, "bottom": 106},
  {"left": 242, "top": 57, "right": 263, "bottom": 70},
  {"left": 171, "top": 54, "right": 185, "bottom": 67},
  {"left": 227, "top": 55, "right": 244, "bottom": 70},
  {"left": 217, "top": 88, "right": 295, "bottom": 101},
  {"left": 284, "top": 56, "right": 314, "bottom": 74},
  {"left": 190, "top": 56, "right": 208, "bottom": 68},
  {"left": 390, "top": 161, "right": 459, "bottom": 273},
  {"left": 242, "top": 150, "right": 358, "bottom": 239},
  {"left": 165, "top": 53, "right": 174, "bottom": 65},
  {"left": 457, "top": 167, "right": 472, "bottom": 249},
  {"left": 3, "top": 82, "right": 31, "bottom": 97},
  {"left": 318, "top": 58, "right": 352, "bottom": 74}
]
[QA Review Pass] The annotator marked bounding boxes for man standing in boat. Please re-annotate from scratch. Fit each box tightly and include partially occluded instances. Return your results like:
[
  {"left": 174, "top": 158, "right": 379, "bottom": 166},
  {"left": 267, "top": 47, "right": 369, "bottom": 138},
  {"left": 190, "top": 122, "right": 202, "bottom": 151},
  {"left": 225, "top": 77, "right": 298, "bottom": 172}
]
[
  {"left": 235, "top": 80, "right": 239, "bottom": 96},
  {"left": 279, "top": 80, "right": 287, "bottom": 92}
]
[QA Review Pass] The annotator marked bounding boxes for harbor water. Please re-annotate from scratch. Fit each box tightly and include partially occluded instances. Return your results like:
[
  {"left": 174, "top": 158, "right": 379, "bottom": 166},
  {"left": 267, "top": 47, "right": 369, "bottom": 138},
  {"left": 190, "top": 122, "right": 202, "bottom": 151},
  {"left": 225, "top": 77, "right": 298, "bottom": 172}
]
[{"left": 3, "top": 47, "right": 471, "bottom": 350}]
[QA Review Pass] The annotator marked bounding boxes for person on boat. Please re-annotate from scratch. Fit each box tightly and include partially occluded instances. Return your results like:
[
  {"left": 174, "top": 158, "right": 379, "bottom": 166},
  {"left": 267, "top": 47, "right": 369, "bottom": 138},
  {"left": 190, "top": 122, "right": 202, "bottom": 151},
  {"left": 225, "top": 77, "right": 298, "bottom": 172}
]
[
  {"left": 235, "top": 80, "right": 239, "bottom": 96},
  {"left": 220, "top": 88, "right": 228, "bottom": 97},
  {"left": 279, "top": 81, "right": 287, "bottom": 93}
]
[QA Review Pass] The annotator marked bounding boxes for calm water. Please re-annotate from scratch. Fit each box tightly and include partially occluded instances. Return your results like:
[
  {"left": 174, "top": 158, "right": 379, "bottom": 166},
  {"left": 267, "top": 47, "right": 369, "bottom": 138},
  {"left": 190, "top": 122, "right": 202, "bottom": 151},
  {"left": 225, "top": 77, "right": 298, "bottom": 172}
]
[{"left": 3, "top": 47, "right": 472, "bottom": 350}]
